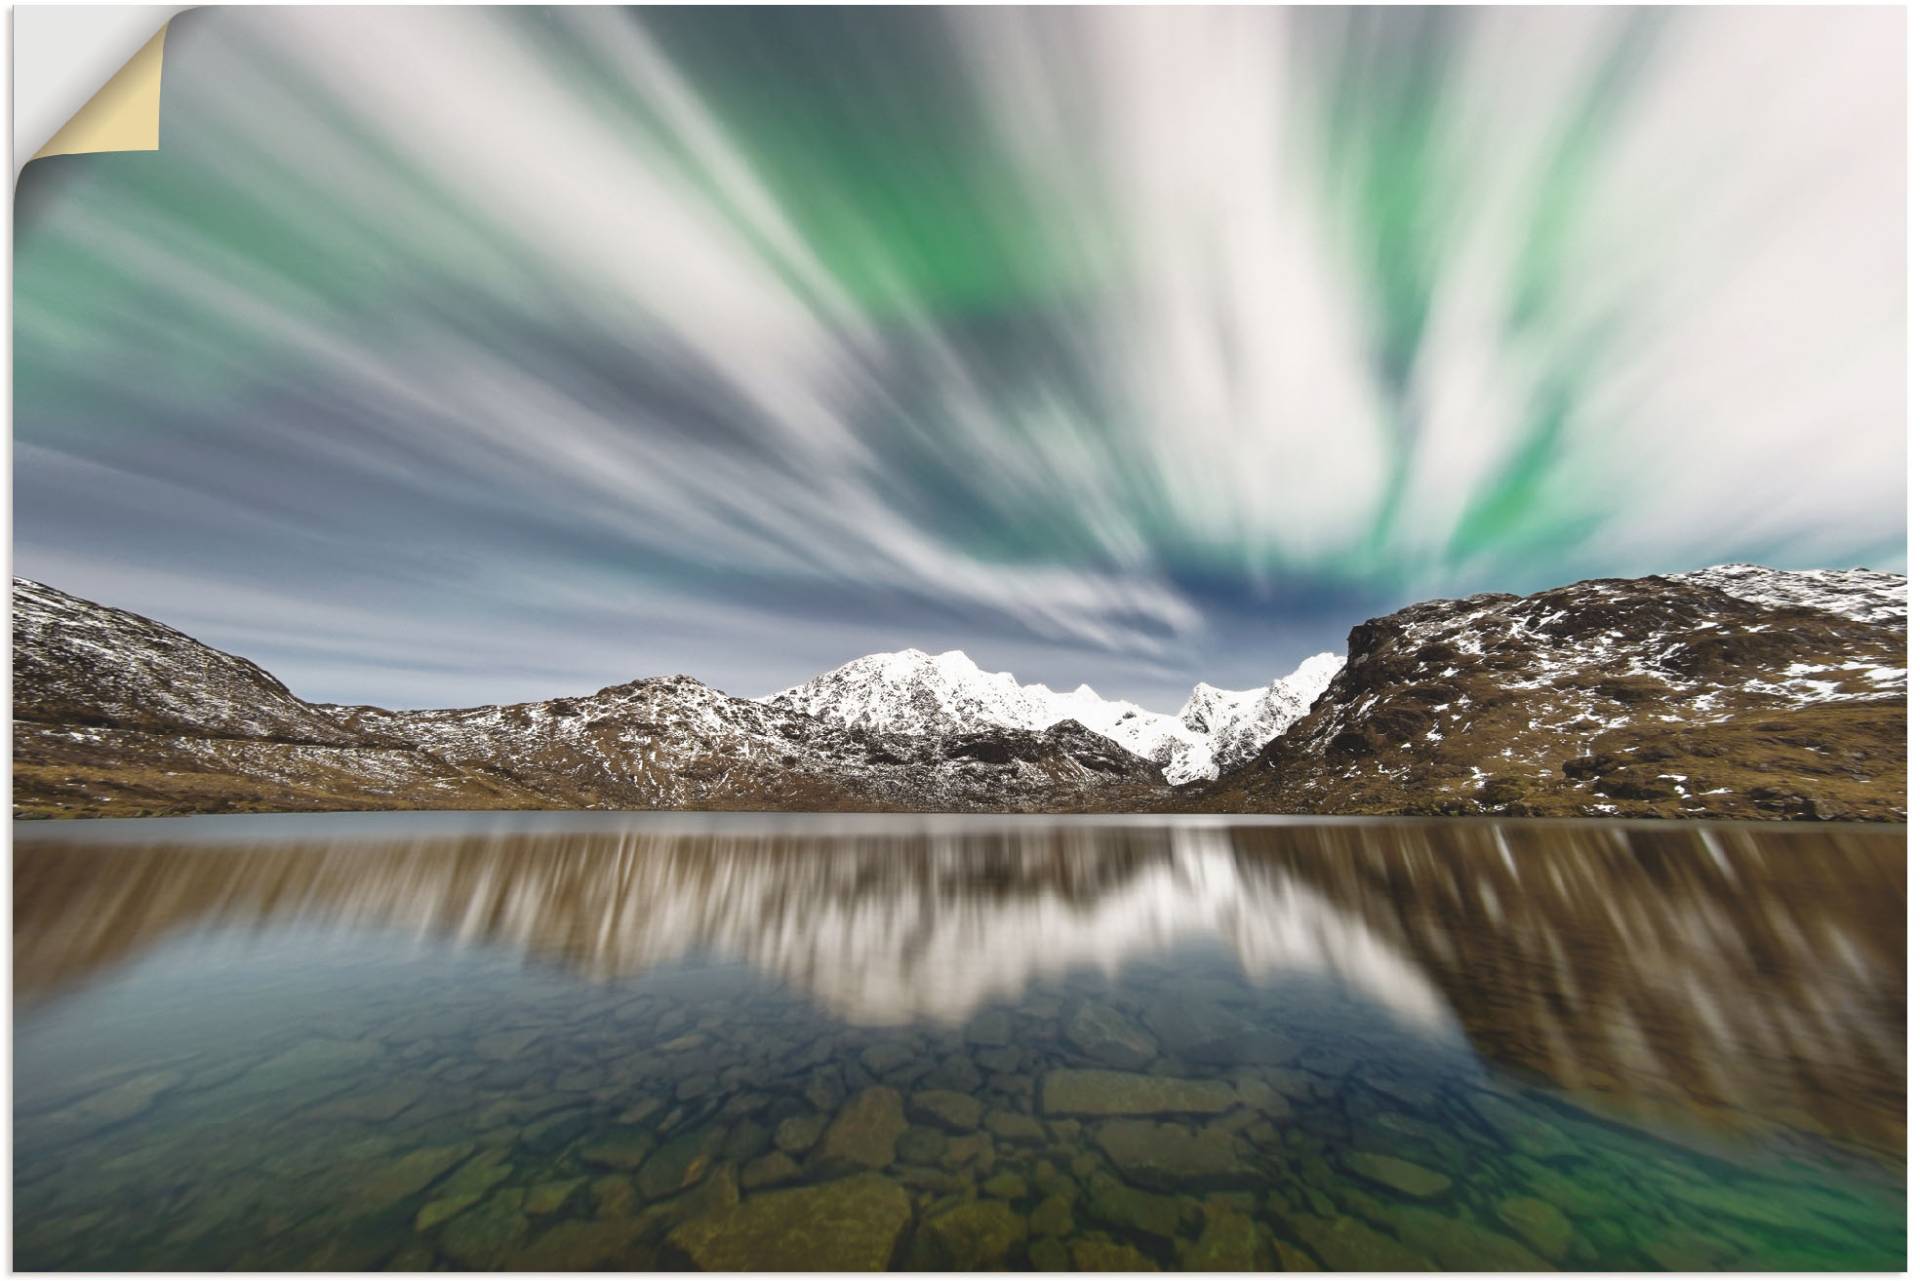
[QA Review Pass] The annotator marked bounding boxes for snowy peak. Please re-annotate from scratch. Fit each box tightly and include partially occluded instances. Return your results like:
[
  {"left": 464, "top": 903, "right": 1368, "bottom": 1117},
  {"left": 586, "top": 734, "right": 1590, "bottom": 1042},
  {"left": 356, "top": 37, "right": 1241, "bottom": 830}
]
[
  {"left": 766, "top": 646, "right": 1345, "bottom": 785},
  {"left": 1163, "top": 652, "right": 1345, "bottom": 785},
  {"left": 764, "top": 647, "right": 1061, "bottom": 738}
]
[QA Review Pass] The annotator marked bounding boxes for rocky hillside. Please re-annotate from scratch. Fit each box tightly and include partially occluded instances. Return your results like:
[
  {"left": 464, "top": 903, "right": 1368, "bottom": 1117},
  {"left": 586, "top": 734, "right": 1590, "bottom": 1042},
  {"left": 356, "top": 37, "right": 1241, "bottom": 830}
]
[
  {"left": 14, "top": 564, "right": 1905, "bottom": 821},
  {"left": 1201, "top": 566, "right": 1907, "bottom": 821},
  {"left": 12, "top": 582, "right": 1166, "bottom": 819}
]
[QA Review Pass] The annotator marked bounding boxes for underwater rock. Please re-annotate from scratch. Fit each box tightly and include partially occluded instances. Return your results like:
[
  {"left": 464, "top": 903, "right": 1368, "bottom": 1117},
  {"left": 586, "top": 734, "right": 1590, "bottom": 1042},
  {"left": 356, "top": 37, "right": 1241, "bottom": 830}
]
[
  {"left": 917, "top": 1198, "right": 1026, "bottom": 1268},
  {"left": 352, "top": 1143, "right": 473, "bottom": 1210},
  {"left": 524, "top": 1178, "right": 585, "bottom": 1216},
  {"left": 1066, "top": 1002, "right": 1158, "bottom": 1069},
  {"left": 896, "top": 1126, "right": 948, "bottom": 1165},
  {"left": 1070, "top": 1236, "right": 1160, "bottom": 1271},
  {"left": 520, "top": 1107, "right": 596, "bottom": 1155},
  {"left": 438, "top": 1192, "right": 530, "bottom": 1268},
  {"left": 722, "top": 1119, "right": 771, "bottom": 1161},
  {"left": 1342, "top": 1151, "right": 1451, "bottom": 1200},
  {"left": 908, "top": 1090, "right": 983, "bottom": 1132},
  {"left": 1280, "top": 1212, "right": 1429, "bottom": 1271},
  {"left": 965, "top": 1010, "right": 1013, "bottom": 1047},
  {"left": 1497, "top": 1195, "right": 1574, "bottom": 1262},
  {"left": 1030, "top": 1192, "right": 1075, "bottom": 1237},
  {"left": 507, "top": 1217, "right": 651, "bottom": 1270},
  {"left": 740, "top": 1152, "right": 799, "bottom": 1189},
  {"left": 590, "top": 1174, "right": 639, "bottom": 1219},
  {"left": 860, "top": 1042, "right": 917, "bottom": 1076},
  {"left": 313, "top": 1082, "right": 425, "bottom": 1123},
  {"left": 1094, "top": 1119, "right": 1252, "bottom": 1190},
  {"left": 981, "top": 1170, "right": 1029, "bottom": 1199},
  {"left": 773, "top": 1113, "right": 827, "bottom": 1155},
  {"left": 472, "top": 1031, "right": 539, "bottom": 1063},
  {"left": 1377, "top": 1205, "right": 1550, "bottom": 1271},
  {"left": 820, "top": 1087, "right": 906, "bottom": 1170},
  {"left": 636, "top": 1127, "right": 724, "bottom": 1201},
  {"left": 943, "top": 1131, "right": 995, "bottom": 1171},
  {"left": 977, "top": 1047, "right": 1024, "bottom": 1075},
  {"left": 413, "top": 1193, "right": 480, "bottom": 1233},
  {"left": 1467, "top": 1093, "right": 1578, "bottom": 1159},
  {"left": 1042, "top": 1069, "right": 1236, "bottom": 1117},
  {"left": 1178, "top": 1204, "right": 1267, "bottom": 1270},
  {"left": 985, "top": 1109, "right": 1046, "bottom": 1143},
  {"left": 35, "top": 1069, "right": 184, "bottom": 1141},
  {"left": 1084, "top": 1171, "right": 1188, "bottom": 1242},
  {"left": 668, "top": 1173, "right": 912, "bottom": 1271},
  {"left": 1029, "top": 1237, "right": 1071, "bottom": 1271}
]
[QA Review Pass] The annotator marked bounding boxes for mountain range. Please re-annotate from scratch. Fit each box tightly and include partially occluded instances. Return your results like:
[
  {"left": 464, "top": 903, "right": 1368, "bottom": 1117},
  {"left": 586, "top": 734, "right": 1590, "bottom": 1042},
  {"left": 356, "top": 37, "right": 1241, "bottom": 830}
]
[{"left": 11, "top": 564, "right": 1906, "bottom": 821}]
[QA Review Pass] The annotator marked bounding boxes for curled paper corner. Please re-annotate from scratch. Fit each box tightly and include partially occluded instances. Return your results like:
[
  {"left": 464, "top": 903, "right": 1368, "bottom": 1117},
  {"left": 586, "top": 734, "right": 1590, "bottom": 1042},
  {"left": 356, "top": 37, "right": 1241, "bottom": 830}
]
[{"left": 32, "top": 22, "right": 171, "bottom": 163}]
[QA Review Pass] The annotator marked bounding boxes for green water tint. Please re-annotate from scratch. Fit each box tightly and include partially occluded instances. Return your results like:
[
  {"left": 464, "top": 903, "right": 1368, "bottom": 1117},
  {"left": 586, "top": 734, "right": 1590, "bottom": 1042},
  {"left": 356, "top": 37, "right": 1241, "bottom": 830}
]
[{"left": 13, "top": 816, "right": 1907, "bottom": 1270}]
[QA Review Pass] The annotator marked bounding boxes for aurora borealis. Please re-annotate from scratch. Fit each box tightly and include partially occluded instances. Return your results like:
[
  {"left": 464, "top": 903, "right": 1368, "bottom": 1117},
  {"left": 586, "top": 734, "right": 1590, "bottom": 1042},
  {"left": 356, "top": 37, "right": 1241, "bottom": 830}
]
[{"left": 13, "top": 6, "right": 1904, "bottom": 709}]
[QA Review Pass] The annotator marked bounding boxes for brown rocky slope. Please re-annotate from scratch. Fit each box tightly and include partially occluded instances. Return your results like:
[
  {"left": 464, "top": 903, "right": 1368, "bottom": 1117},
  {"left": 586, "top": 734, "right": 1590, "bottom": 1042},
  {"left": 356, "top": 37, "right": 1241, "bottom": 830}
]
[
  {"left": 13, "top": 564, "right": 1906, "bottom": 820},
  {"left": 12, "top": 580, "right": 1164, "bottom": 819},
  {"left": 1198, "top": 566, "right": 1906, "bottom": 821}
]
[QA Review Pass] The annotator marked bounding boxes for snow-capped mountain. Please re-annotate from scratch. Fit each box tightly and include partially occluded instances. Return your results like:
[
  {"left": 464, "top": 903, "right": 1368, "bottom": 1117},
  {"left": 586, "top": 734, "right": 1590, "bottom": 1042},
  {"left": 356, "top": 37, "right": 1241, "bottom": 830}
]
[
  {"left": 763, "top": 647, "right": 1343, "bottom": 785},
  {"left": 11, "top": 580, "right": 1166, "bottom": 819},
  {"left": 13, "top": 563, "right": 1905, "bottom": 821},
  {"left": 1167, "top": 653, "right": 1346, "bottom": 784}
]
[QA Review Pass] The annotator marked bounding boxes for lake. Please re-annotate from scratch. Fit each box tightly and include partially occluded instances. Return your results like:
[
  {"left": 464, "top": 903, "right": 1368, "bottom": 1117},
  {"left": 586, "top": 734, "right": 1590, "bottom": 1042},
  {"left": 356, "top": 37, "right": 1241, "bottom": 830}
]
[{"left": 13, "top": 813, "right": 1906, "bottom": 1270}]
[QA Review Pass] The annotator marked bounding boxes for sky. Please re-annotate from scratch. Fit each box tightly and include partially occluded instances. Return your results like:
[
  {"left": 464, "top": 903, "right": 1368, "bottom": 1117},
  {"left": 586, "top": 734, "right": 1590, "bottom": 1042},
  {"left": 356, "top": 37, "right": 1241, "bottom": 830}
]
[{"left": 13, "top": 6, "right": 1905, "bottom": 711}]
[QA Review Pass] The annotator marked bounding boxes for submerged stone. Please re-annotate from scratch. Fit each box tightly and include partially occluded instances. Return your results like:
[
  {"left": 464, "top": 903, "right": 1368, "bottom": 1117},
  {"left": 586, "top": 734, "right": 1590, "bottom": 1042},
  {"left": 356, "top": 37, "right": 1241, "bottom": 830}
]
[
  {"left": 590, "top": 1174, "right": 638, "bottom": 1219},
  {"left": 667, "top": 1173, "right": 912, "bottom": 1271},
  {"left": 908, "top": 1090, "right": 983, "bottom": 1133},
  {"left": 943, "top": 1131, "right": 995, "bottom": 1171},
  {"left": 1085, "top": 1172, "right": 1188, "bottom": 1242},
  {"left": 1468, "top": 1092, "right": 1579, "bottom": 1159},
  {"left": 37, "top": 1070, "right": 184, "bottom": 1141},
  {"left": 1094, "top": 1119, "right": 1252, "bottom": 1190},
  {"left": 1343, "top": 1151, "right": 1452, "bottom": 1200},
  {"left": 1066, "top": 1002, "right": 1158, "bottom": 1069},
  {"left": 314, "top": 1082, "right": 425, "bottom": 1123},
  {"left": 524, "top": 1178, "right": 585, "bottom": 1217},
  {"left": 509, "top": 1217, "right": 651, "bottom": 1270},
  {"left": 774, "top": 1113, "right": 827, "bottom": 1155},
  {"left": 986, "top": 1109, "right": 1046, "bottom": 1142},
  {"left": 1178, "top": 1205, "right": 1267, "bottom": 1270},
  {"left": 1030, "top": 1192, "right": 1075, "bottom": 1237},
  {"left": 1497, "top": 1195, "right": 1574, "bottom": 1262},
  {"left": 981, "top": 1170, "right": 1029, "bottom": 1199},
  {"left": 896, "top": 1126, "right": 948, "bottom": 1165},
  {"left": 637, "top": 1127, "right": 724, "bottom": 1201},
  {"left": 353, "top": 1143, "right": 473, "bottom": 1210},
  {"left": 520, "top": 1108, "right": 596, "bottom": 1155},
  {"left": 1281, "top": 1212, "right": 1429, "bottom": 1271},
  {"left": 965, "top": 1010, "right": 1014, "bottom": 1047},
  {"left": 1042, "top": 1069, "right": 1236, "bottom": 1117},
  {"left": 820, "top": 1087, "right": 906, "bottom": 1170},
  {"left": 918, "top": 1198, "right": 1026, "bottom": 1269},
  {"left": 741, "top": 1152, "right": 799, "bottom": 1189},
  {"left": 440, "top": 1148, "right": 515, "bottom": 1201},
  {"left": 1071, "top": 1237, "right": 1160, "bottom": 1271},
  {"left": 413, "top": 1193, "right": 480, "bottom": 1233},
  {"left": 860, "top": 1042, "right": 917, "bottom": 1076},
  {"left": 1378, "top": 1206, "right": 1550, "bottom": 1271},
  {"left": 438, "top": 1193, "right": 530, "bottom": 1269},
  {"left": 1029, "top": 1237, "right": 1071, "bottom": 1271},
  {"left": 473, "top": 1031, "right": 540, "bottom": 1063}
]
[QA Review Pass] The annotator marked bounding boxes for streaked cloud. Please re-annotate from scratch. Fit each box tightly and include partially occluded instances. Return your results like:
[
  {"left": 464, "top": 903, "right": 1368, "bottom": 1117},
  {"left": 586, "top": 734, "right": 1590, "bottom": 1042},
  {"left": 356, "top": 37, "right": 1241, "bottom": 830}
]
[{"left": 14, "top": 6, "right": 1903, "bottom": 708}]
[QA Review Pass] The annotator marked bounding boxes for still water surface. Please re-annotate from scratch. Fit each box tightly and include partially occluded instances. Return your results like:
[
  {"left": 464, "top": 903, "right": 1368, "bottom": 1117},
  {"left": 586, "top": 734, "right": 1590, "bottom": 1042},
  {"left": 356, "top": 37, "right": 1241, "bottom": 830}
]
[{"left": 14, "top": 814, "right": 1906, "bottom": 1270}]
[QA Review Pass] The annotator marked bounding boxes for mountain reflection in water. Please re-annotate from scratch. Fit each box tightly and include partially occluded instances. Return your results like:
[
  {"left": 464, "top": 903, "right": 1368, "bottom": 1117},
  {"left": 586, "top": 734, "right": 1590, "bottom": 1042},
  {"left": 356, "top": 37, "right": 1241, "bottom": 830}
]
[{"left": 16, "top": 815, "right": 1903, "bottom": 1161}]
